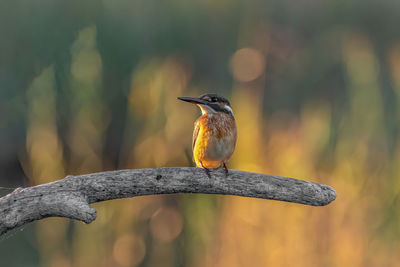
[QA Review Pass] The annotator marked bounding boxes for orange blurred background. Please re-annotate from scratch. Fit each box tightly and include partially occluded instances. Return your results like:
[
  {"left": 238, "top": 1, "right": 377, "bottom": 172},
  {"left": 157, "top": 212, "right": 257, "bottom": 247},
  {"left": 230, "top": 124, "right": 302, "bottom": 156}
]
[{"left": 1, "top": 0, "right": 400, "bottom": 266}]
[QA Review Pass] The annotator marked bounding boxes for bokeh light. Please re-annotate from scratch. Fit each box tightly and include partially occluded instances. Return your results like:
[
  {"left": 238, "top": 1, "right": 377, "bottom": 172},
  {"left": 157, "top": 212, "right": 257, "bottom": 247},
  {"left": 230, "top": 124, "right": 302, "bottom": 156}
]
[
  {"left": 150, "top": 207, "right": 183, "bottom": 243},
  {"left": 1, "top": 0, "right": 400, "bottom": 266},
  {"left": 230, "top": 48, "right": 266, "bottom": 82},
  {"left": 113, "top": 234, "right": 146, "bottom": 266}
]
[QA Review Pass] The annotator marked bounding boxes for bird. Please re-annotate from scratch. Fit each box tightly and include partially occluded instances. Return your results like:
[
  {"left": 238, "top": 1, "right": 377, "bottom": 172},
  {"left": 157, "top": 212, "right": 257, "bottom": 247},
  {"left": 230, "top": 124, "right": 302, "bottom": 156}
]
[{"left": 178, "top": 93, "right": 237, "bottom": 177}]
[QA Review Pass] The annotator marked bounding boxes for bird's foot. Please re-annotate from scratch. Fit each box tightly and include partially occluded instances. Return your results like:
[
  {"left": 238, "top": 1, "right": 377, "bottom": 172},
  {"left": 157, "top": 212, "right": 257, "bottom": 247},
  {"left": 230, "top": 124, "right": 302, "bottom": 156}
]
[
  {"left": 203, "top": 167, "right": 211, "bottom": 178},
  {"left": 200, "top": 163, "right": 211, "bottom": 179},
  {"left": 200, "top": 162, "right": 212, "bottom": 178},
  {"left": 223, "top": 163, "right": 229, "bottom": 177}
]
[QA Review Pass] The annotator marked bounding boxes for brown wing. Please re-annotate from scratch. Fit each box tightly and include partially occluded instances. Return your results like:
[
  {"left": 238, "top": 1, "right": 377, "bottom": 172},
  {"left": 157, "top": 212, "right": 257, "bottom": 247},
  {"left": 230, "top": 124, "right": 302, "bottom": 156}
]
[{"left": 192, "top": 118, "right": 201, "bottom": 152}]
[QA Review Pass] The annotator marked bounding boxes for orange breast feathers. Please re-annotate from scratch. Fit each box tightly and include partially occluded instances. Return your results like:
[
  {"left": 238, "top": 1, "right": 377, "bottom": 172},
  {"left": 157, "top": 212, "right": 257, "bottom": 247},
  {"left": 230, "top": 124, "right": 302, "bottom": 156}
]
[{"left": 192, "top": 112, "right": 237, "bottom": 168}]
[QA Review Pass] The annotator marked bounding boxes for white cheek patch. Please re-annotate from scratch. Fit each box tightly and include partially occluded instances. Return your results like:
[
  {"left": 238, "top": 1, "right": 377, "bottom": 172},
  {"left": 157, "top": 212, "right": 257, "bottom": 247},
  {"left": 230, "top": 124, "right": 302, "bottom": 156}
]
[
  {"left": 224, "top": 105, "right": 233, "bottom": 115},
  {"left": 198, "top": 104, "right": 216, "bottom": 115}
]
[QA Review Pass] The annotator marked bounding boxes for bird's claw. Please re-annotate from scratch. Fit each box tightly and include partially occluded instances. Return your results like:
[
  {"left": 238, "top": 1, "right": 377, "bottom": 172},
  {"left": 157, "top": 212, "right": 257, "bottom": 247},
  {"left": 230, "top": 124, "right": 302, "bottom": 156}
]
[
  {"left": 223, "top": 163, "right": 229, "bottom": 177},
  {"left": 200, "top": 162, "right": 212, "bottom": 178},
  {"left": 203, "top": 167, "right": 211, "bottom": 178}
]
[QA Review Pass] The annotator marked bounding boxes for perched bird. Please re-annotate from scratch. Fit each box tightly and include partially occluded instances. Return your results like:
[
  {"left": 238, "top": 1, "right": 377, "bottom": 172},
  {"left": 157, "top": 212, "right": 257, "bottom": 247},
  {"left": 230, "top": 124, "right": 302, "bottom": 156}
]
[{"left": 178, "top": 93, "right": 237, "bottom": 177}]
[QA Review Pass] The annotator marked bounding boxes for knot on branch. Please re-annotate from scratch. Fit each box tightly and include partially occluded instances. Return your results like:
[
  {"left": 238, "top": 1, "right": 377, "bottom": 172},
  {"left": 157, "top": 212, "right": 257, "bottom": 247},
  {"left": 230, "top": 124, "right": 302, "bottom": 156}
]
[{"left": 45, "top": 193, "right": 97, "bottom": 224}]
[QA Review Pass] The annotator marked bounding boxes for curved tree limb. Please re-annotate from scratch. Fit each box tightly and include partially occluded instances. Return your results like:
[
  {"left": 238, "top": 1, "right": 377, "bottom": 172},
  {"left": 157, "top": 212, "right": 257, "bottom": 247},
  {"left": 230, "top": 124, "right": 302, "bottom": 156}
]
[{"left": 0, "top": 167, "right": 336, "bottom": 236}]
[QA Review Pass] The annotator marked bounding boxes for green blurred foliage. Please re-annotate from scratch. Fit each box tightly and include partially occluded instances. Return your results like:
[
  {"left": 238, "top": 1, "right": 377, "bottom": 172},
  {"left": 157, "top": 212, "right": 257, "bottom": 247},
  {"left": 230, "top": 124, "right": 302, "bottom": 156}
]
[{"left": 1, "top": 0, "right": 400, "bottom": 266}]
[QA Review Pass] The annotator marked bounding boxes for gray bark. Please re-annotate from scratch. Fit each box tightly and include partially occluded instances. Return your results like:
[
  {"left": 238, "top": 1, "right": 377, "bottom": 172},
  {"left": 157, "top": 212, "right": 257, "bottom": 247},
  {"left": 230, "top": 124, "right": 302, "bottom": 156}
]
[{"left": 0, "top": 167, "right": 336, "bottom": 236}]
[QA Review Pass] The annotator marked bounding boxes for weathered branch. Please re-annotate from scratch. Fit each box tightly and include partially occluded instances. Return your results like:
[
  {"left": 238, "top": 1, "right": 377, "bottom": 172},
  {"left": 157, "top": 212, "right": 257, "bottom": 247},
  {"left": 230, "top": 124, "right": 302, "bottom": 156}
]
[{"left": 0, "top": 167, "right": 336, "bottom": 236}]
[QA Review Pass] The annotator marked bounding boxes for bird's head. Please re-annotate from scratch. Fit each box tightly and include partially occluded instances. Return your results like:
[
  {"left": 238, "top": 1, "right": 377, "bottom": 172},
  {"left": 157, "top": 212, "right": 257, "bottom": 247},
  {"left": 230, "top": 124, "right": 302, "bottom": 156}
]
[{"left": 178, "top": 93, "right": 233, "bottom": 116}]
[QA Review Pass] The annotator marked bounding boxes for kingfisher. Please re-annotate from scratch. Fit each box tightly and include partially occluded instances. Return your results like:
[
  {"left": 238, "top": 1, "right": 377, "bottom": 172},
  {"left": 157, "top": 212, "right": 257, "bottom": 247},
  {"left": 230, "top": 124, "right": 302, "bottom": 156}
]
[{"left": 178, "top": 93, "right": 237, "bottom": 177}]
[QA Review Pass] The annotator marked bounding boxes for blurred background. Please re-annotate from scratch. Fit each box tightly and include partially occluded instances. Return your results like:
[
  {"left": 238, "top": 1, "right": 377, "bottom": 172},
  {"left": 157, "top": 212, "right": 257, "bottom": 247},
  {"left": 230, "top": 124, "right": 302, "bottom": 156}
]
[{"left": 1, "top": 0, "right": 400, "bottom": 266}]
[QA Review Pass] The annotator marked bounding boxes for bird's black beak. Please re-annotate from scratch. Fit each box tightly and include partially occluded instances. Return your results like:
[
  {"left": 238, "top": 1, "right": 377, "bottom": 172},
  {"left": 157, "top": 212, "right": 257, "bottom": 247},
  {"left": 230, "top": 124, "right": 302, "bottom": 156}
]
[{"left": 177, "top": 96, "right": 208, "bottom": 105}]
